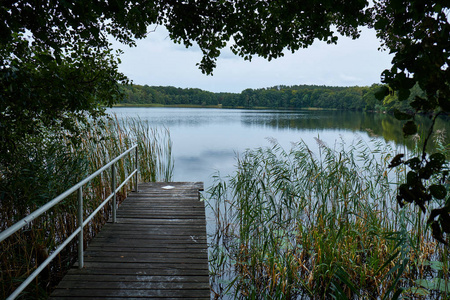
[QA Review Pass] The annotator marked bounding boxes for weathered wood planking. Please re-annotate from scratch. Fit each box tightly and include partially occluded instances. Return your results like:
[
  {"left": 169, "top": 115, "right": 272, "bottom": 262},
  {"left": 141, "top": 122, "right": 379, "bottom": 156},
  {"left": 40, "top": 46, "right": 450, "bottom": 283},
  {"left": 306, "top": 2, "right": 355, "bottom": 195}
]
[{"left": 50, "top": 182, "right": 210, "bottom": 299}]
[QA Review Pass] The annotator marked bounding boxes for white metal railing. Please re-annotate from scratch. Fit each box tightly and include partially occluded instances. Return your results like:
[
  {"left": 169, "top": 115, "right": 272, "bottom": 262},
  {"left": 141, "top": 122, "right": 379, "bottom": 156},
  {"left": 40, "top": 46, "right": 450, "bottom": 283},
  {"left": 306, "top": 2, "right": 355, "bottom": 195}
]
[{"left": 0, "top": 144, "right": 139, "bottom": 300}]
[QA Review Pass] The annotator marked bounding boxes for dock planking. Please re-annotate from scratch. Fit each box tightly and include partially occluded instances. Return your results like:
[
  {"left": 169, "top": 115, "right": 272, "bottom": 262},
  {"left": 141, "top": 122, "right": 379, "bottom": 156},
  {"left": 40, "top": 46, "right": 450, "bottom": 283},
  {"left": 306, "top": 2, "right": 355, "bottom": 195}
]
[{"left": 50, "top": 182, "right": 210, "bottom": 299}]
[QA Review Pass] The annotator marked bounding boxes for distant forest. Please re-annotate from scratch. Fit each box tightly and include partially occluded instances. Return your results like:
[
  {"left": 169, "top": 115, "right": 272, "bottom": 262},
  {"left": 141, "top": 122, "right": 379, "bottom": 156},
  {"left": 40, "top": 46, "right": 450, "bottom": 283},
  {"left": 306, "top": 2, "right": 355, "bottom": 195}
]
[{"left": 120, "top": 84, "right": 424, "bottom": 112}]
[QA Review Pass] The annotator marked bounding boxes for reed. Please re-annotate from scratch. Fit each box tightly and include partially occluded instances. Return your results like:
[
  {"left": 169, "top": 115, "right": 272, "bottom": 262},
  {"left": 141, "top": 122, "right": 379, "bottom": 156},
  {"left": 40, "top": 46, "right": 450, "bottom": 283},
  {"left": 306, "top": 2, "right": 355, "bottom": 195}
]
[
  {"left": 208, "top": 137, "right": 449, "bottom": 299},
  {"left": 0, "top": 116, "right": 173, "bottom": 298}
]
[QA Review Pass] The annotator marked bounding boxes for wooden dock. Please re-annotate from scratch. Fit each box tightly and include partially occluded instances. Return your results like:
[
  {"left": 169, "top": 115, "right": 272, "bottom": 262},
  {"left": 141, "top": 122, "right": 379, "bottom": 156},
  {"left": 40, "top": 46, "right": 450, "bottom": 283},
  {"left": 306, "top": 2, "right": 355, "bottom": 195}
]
[{"left": 50, "top": 182, "right": 210, "bottom": 299}]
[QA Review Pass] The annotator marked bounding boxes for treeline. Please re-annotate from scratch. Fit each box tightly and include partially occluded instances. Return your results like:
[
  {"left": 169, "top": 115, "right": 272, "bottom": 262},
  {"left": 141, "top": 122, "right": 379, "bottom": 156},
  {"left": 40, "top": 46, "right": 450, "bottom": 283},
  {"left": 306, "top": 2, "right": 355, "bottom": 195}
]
[{"left": 120, "top": 84, "right": 422, "bottom": 112}]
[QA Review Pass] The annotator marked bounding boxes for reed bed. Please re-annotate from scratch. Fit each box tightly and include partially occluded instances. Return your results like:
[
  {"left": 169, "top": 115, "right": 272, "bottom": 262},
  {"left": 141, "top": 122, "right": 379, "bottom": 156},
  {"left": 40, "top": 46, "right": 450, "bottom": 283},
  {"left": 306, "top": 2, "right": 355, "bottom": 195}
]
[
  {"left": 0, "top": 116, "right": 173, "bottom": 299},
  {"left": 208, "top": 137, "right": 449, "bottom": 299}
]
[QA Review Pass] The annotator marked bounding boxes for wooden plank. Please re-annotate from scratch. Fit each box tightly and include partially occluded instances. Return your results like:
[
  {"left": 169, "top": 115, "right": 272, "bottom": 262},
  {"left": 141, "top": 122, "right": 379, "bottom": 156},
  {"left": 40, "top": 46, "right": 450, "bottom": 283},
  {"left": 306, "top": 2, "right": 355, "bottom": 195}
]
[
  {"left": 89, "top": 232, "right": 207, "bottom": 238},
  {"left": 65, "top": 267, "right": 210, "bottom": 276},
  {"left": 86, "top": 243, "right": 207, "bottom": 250},
  {"left": 56, "top": 281, "right": 209, "bottom": 290},
  {"left": 51, "top": 288, "right": 210, "bottom": 298},
  {"left": 50, "top": 182, "right": 209, "bottom": 299},
  {"left": 90, "top": 229, "right": 207, "bottom": 235},
  {"left": 85, "top": 246, "right": 208, "bottom": 253},
  {"left": 59, "top": 274, "right": 209, "bottom": 282}
]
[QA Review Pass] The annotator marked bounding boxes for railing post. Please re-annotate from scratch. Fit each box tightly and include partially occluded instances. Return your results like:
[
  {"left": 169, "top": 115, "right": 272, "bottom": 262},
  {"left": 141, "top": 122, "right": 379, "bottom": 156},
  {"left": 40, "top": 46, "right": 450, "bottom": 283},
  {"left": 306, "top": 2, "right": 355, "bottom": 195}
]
[
  {"left": 135, "top": 146, "right": 139, "bottom": 193},
  {"left": 77, "top": 187, "right": 84, "bottom": 269},
  {"left": 112, "top": 163, "right": 117, "bottom": 223},
  {"left": 0, "top": 145, "right": 139, "bottom": 300}
]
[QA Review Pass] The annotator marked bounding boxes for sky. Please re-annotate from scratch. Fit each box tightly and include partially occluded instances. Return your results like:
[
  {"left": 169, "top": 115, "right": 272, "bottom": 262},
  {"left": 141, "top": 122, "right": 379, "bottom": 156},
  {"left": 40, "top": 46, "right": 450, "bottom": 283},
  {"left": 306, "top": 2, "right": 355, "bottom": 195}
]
[{"left": 113, "top": 26, "right": 393, "bottom": 93}]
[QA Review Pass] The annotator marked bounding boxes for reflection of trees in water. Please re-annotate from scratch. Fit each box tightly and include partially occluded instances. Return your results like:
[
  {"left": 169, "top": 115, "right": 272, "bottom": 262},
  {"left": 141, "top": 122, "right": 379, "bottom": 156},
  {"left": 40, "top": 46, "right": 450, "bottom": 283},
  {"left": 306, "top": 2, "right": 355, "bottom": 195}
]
[{"left": 241, "top": 111, "right": 449, "bottom": 151}]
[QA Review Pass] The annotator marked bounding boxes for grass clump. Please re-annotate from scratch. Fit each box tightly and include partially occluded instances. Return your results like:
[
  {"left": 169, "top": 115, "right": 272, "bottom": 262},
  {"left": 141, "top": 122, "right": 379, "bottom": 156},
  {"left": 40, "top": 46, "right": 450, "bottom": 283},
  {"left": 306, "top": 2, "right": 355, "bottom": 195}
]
[
  {"left": 208, "top": 137, "right": 448, "bottom": 299},
  {"left": 0, "top": 116, "right": 173, "bottom": 298}
]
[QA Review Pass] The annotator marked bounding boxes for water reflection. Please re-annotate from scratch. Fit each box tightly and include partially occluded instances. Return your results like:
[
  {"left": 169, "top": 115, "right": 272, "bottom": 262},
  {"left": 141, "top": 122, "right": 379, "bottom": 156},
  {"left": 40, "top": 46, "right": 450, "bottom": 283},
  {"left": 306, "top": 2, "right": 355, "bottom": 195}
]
[
  {"left": 112, "top": 107, "right": 243, "bottom": 127},
  {"left": 176, "top": 149, "right": 235, "bottom": 180},
  {"left": 239, "top": 110, "right": 449, "bottom": 151},
  {"left": 110, "top": 107, "right": 448, "bottom": 187}
]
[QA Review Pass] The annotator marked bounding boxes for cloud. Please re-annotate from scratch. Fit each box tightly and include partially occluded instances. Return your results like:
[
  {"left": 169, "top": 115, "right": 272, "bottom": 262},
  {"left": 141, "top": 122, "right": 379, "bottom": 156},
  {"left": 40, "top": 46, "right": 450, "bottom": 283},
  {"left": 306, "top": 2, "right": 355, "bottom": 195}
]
[{"left": 112, "top": 26, "right": 392, "bottom": 93}]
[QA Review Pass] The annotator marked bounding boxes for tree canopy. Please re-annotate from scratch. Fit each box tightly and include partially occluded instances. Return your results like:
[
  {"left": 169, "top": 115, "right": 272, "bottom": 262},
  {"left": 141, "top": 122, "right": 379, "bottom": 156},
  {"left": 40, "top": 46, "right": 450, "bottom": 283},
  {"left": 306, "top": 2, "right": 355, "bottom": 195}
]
[
  {"left": 371, "top": 0, "right": 450, "bottom": 243},
  {"left": 120, "top": 83, "right": 406, "bottom": 112},
  {"left": 1, "top": 0, "right": 449, "bottom": 241},
  {"left": 0, "top": 0, "right": 368, "bottom": 164},
  {"left": 1, "top": 0, "right": 159, "bottom": 160}
]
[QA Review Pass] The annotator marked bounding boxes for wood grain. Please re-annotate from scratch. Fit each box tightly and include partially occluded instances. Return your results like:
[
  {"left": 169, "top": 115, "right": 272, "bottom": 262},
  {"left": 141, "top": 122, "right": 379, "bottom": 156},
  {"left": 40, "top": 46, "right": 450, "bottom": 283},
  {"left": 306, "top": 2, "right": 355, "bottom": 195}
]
[{"left": 50, "top": 182, "right": 210, "bottom": 299}]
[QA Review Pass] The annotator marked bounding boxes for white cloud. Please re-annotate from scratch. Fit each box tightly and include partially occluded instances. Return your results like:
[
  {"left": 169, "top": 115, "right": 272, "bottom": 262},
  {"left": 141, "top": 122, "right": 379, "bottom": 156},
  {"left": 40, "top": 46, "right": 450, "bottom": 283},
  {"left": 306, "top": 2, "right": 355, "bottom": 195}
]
[{"left": 112, "top": 26, "right": 392, "bottom": 93}]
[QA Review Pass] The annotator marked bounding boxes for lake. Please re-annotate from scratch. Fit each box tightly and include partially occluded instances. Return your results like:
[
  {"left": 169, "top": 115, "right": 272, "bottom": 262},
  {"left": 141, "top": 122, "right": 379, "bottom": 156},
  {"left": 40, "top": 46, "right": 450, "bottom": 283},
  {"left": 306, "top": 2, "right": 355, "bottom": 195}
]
[
  {"left": 109, "top": 107, "right": 449, "bottom": 298},
  {"left": 109, "top": 107, "right": 448, "bottom": 190}
]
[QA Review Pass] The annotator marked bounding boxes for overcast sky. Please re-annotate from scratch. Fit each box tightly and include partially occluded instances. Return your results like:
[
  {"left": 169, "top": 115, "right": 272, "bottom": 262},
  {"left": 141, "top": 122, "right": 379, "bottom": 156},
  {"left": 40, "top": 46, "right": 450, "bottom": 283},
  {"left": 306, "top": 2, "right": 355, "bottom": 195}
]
[{"left": 113, "top": 26, "right": 393, "bottom": 93}]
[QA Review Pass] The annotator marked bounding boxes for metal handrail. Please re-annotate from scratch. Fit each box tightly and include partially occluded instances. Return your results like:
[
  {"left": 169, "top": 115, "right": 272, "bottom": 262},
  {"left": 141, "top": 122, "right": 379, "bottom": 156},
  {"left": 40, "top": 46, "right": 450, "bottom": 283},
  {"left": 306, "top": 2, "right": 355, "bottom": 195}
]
[{"left": 0, "top": 144, "right": 139, "bottom": 300}]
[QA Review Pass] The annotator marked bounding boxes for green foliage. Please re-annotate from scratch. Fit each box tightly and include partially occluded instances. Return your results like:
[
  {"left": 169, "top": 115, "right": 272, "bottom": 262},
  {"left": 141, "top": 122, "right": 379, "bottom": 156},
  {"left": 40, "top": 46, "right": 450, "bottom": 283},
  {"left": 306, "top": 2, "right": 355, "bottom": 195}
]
[
  {"left": 121, "top": 83, "right": 411, "bottom": 111},
  {"left": 208, "top": 138, "right": 448, "bottom": 298},
  {"left": 374, "top": 0, "right": 449, "bottom": 115},
  {"left": 2, "top": 4, "right": 449, "bottom": 297},
  {"left": 161, "top": 0, "right": 369, "bottom": 74},
  {"left": 1, "top": 1, "right": 135, "bottom": 163},
  {"left": 416, "top": 278, "right": 450, "bottom": 293},
  {"left": 0, "top": 0, "right": 375, "bottom": 141},
  {"left": 2, "top": 1, "right": 448, "bottom": 140},
  {"left": 0, "top": 37, "right": 127, "bottom": 163},
  {"left": 372, "top": 0, "right": 450, "bottom": 243},
  {"left": 121, "top": 85, "right": 450, "bottom": 128},
  {"left": 0, "top": 117, "right": 173, "bottom": 298},
  {"left": 160, "top": 0, "right": 450, "bottom": 243}
]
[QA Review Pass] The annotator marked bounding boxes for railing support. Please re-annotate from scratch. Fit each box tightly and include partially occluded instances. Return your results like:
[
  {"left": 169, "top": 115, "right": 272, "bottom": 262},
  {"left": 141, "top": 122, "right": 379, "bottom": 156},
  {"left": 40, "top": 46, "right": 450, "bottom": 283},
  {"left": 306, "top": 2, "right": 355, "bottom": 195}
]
[
  {"left": 0, "top": 144, "right": 138, "bottom": 299},
  {"left": 77, "top": 187, "right": 84, "bottom": 269},
  {"left": 112, "top": 163, "right": 117, "bottom": 223},
  {"left": 135, "top": 146, "right": 139, "bottom": 193}
]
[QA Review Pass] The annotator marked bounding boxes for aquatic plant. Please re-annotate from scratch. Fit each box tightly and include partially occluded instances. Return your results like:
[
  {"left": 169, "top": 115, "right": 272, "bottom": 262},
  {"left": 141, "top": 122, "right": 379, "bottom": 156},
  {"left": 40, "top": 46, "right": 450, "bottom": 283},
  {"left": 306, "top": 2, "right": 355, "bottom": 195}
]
[
  {"left": 0, "top": 116, "right": 173, "bottom": 298},
  {"left": 208, "top": 137, "right": 449, "bottom": 299}
]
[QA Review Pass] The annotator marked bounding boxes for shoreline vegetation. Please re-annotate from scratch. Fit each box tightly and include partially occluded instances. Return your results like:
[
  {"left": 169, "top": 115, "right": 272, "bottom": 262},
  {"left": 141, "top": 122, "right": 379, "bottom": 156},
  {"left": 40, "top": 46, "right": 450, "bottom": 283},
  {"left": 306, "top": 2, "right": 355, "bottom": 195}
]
[
  {"left": 118, "top": 83, "right": 433, "bottom": 114},
  {"left": 113, "top": 102, "right": 342, "bottom": 111},
  {"left": 208, "top": 138, "right": 450, "bottom": 299},
  {"left": 3, "top": 0, "right": 449, "bottom": 298},
  {"left": 1, "top": 110, "right": 448, "bottom": 299},
  {"left": 0, "top": 117, "right": 173, "bottom": 298},
  {"left": 113, "top": 95, "right": 450, "bottom": 156},
  {"left": 0, "top": 109, "right": 448, "bottom": 299}
]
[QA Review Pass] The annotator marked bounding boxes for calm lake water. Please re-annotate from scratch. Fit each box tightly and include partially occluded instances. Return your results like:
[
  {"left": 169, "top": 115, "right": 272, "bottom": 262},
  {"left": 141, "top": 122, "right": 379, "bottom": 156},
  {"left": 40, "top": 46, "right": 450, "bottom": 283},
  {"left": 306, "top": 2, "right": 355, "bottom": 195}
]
[
  {"left": 109, "top": 107, "right": 448, "bottom": 190},
  {"left": 109, "top": 107, "right": 448, "bottom": 298}
]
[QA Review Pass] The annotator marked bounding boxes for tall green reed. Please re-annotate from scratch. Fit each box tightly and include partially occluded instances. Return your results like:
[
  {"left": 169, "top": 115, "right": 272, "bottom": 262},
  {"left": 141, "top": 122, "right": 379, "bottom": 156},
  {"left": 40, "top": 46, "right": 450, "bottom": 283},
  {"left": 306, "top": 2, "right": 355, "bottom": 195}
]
[
  {"left": 208, "top": 137, "right": 448, "bottom": 299},
  {"left": 0, "top": 116, "right": 173, "bottom": 299}
]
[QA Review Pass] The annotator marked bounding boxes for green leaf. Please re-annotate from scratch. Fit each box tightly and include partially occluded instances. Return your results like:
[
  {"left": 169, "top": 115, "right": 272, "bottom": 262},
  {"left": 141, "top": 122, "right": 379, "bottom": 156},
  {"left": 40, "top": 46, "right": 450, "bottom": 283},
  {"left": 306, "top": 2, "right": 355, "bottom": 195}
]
[
  {"left": 405, "top": 157, "right": 421, "bottom": 170},
  {"left": 388, "top": 154, "right": 404, "bottom": 168},
  {"left": 416, "top": 279, "right": 435, "bottom": 289},
  {"left": 402, "top": 121, "right": 417, "bottom": 136},
  {"left": 410, "top": 96, "right": 427, "bottom": 111},
  {"left": 333, "top": 266, "right": 360, "bottom": 297},
  {"left": 407, "top": 171, "right": 419, "bottom": 185},
  {"left": 431, "top": 221, "right": 446, "bottom": 244},
  {"left": 393, "top": 109, "right": 413, "bottom": 120},
  {"left": 419, "top": 166, "right": 433, "bottom": 180},
  {"left": 438, "top": 97, "right": 450, "bottom": 112},
  {"left": 397, "top": 88, "right": 410, "bottom": 101},
  {"left": 374, "top": 85, "right": 390, "bottom": 100},
  {"left": 439, "top": 212, "right": 450, "bottom": 233},
  {"left": 429, "top": 261, "right": 444, "bottom": 271},
  {"left": 430, "top": 153, "right": 446, "bottom": 166},
  {"left": 416, "top": 278, "right": 450, "bottom": 292},
  {"left": 436, "top": 278, "right": 450, "bottom": 292},
  {"left": 403, "top": 287, "right": 429, "bottom": 296},
  {"left": 429, "top": 184, "right": 447, "bottom": 200}
]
